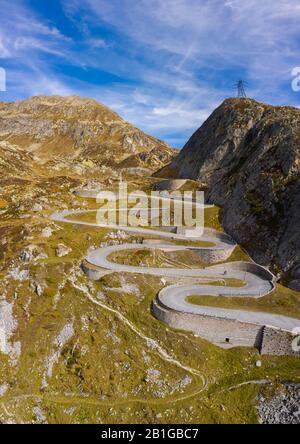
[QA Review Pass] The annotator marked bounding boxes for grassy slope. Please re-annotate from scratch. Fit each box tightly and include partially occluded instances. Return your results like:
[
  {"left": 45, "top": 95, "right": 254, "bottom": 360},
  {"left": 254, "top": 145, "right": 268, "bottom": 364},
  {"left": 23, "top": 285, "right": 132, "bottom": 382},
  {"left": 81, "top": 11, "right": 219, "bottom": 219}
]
[{"left": 0, "top": 178, "right": 299, "bottom": 424}]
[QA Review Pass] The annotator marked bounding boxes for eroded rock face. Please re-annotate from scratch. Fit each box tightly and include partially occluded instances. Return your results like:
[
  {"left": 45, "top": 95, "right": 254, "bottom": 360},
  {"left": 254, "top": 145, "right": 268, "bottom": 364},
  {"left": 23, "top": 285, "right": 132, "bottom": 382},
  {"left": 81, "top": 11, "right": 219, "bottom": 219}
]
[{"left": 164, "top": 98, "right": 300, "bottom": 285}]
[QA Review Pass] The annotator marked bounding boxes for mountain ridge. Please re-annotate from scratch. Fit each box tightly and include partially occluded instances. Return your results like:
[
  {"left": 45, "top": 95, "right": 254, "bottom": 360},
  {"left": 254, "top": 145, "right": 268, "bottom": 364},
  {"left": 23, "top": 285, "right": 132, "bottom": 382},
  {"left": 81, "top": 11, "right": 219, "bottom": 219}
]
[
  {"left": 159, "top": 98, "right": 300, "bottom": 290},
  {"left": 0, "top": 95, "right": 175, "bottom": 177}
]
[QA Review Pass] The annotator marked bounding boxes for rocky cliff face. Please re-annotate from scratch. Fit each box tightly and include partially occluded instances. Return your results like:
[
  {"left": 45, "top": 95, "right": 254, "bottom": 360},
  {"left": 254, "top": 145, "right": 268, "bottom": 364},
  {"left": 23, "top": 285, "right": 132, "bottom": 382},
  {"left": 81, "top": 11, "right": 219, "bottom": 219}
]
[
  {"left": 161, "top": 98, "right": 300, "bottom": 289},
  {"left": 0, "top": 95, "right": 174, "bottom": 176}
]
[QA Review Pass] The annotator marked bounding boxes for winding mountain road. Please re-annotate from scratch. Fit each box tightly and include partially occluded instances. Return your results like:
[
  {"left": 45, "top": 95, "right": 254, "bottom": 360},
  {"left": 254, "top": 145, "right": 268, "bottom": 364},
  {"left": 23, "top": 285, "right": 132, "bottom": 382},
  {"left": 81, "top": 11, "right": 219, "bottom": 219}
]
[{"left": 51, "top": 194, "right": 300, "bottom": 347}]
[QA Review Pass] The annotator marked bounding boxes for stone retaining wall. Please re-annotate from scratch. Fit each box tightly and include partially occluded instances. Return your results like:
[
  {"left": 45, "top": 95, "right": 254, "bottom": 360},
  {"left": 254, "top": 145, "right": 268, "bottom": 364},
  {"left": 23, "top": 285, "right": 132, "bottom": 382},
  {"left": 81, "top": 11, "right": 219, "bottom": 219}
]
[
  {"left": 261, "top": 326, "right": 300, "bottom": 356},
  {"left": 152, "top": 299, "right": 299, "bottom": 356},
  {"left": 152, "top": 299, "right": 264, "bottom": 349},
  {"left": 204, "top": 228, "right": 236, "bottom": 244},
  {"left": 81, "top": 261, "right": 112, "bottom": 280},
  {"left": 191, "top": 246, "right": 235, "bottom": 263},
  {"left": 222, "top": 261, "right": 276, "bottom": 283}
]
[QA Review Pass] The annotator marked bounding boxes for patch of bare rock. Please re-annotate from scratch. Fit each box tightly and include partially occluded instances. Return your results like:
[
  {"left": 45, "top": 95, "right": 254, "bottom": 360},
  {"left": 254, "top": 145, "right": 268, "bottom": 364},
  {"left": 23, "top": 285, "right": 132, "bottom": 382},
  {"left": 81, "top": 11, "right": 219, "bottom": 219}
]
[
  {"left": 55, "top": 244, "right": 72, "bottom": 258},
  {"left": 258, "top": 384, "right": 300, "bottom": 424}
]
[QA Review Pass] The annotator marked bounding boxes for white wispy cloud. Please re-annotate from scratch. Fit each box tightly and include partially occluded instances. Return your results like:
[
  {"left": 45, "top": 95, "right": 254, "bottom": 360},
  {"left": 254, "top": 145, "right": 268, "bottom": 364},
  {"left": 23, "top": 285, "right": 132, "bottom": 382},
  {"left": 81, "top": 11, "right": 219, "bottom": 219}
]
[
  {"left": 0, "top": 38, "right": 11, "bottom": 59},
  {"left": 60, "top": 0, "right": 300, "bottom": 144},
  {"left": 70, "top": 0, "right": 300, "bottom": 74},
  {"left": 87, "top": 38, "right": 110, "bottom": 49},
  {"left": 0, "top": 0, "right": 75, "bottom": 96},
  {"left": 1, "top": 0, "right": 300, "bottom": 146},
  {"left": 14, "top": 37, "right": 68, "bottom": 58}
]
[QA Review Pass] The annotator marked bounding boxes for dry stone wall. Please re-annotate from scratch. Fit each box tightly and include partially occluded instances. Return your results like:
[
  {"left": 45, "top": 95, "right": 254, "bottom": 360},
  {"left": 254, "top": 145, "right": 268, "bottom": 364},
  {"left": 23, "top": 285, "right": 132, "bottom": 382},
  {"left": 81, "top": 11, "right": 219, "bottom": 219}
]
[
  {"left": 81, "top": 261, "right": 111, "bottom": 280},
  {"left": 152, "top": 299, "right": 264, "bottom": 349},
  {"left": 191, "top": 247, "right": 235, "bottom": 263},
  {"left": 152, "top": 299, "right": 300, "bottom": 356},
  {"left": 261, "top": 326, "right": 300, "bottom": 356}
]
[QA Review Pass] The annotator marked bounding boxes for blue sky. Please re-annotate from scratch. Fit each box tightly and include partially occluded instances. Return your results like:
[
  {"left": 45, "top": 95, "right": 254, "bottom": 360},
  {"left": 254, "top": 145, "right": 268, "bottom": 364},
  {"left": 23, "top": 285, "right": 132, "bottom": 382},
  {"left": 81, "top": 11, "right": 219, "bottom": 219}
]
[{"left": 0, "top": 0, "right": 300, "bottom": 147}]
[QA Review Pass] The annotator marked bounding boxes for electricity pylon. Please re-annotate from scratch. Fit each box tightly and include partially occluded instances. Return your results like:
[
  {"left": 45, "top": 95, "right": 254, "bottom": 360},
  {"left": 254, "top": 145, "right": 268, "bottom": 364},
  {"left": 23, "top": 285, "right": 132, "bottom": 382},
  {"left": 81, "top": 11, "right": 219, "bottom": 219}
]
[{"left": 236, "top": 80, "right": 247, "bottom": 98}]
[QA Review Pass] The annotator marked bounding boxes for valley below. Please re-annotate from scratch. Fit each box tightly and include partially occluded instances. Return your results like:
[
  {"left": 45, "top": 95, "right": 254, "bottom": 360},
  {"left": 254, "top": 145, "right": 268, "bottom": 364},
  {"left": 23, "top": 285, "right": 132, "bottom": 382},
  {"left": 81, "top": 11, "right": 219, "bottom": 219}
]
[{"left": 0, "top": 96, "right": 300, "bottom": 424}]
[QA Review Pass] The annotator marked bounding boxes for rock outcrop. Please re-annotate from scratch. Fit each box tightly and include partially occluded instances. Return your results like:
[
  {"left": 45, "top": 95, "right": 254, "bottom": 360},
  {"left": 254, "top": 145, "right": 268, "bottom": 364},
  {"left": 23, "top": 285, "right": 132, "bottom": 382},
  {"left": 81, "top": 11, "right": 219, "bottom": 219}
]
[
  {"left": 258, "top": 384, "right": 300, "bottom": 424},
  {"left": 159, "top": 98, "right": 300, "bottom": 288}
]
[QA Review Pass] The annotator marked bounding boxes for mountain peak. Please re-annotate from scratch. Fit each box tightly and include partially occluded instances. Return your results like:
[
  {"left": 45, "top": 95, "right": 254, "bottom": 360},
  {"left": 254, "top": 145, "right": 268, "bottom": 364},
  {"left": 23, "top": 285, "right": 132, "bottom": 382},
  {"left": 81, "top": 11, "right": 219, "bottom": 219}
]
[
  {"left": 160, "top": 98, "right": 300, "bottom": 290},
  {"left": 0, "top": 94, "right": 175, "bottom": 176}
]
